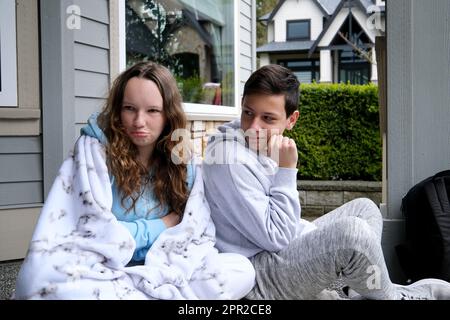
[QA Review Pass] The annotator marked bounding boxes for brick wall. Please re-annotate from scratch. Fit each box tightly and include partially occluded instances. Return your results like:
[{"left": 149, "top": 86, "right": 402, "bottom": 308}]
[{"left": 186, "top": 120, "right": 226, "bottom": 157}]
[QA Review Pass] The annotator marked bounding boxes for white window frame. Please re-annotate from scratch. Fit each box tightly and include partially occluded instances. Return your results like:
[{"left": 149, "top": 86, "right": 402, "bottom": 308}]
[
  {"left": 119, "top": 0, "right": 240, "bottom": 121},
  {"left": 0, "top": 0, "right": 18, "bottom": 107}
]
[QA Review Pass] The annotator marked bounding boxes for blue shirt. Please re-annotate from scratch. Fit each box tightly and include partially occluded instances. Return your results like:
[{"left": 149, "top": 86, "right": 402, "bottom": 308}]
[{"left": 81, "top": 112, "right": 195, "bottom": 261}]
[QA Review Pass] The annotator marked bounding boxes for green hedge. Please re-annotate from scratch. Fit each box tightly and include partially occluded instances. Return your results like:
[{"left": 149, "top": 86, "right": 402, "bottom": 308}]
[{"left": 284, "top": 83, "right": 382, "bottom": 181}]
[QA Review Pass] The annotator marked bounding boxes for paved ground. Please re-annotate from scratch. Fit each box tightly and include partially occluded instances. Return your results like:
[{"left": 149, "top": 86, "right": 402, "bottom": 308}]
[
  {"left": 0, "top": 259, "right": 349, "bottom": 300},
  {"left": 0, "top": 260, "right": 21, "bottom": 300}
]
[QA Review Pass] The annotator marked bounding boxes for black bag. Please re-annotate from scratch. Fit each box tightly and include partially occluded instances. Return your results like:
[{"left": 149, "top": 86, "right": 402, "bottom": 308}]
[{"left": 396, "top": 170, "right": 450, "bottom": 282}]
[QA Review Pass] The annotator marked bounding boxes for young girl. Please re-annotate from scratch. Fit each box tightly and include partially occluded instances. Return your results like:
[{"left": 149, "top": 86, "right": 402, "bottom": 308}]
[{"left": 15, "top": 61, "right": 255, "bottom": 300}]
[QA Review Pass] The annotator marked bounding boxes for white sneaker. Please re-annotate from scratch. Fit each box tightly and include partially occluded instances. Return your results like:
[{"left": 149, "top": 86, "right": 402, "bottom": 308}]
[
  {"left": 346, "top": 287, "right": 364, "bottom": 300},
  {"left": 397, "top": 278, "right": 450, "bottom": 300}
]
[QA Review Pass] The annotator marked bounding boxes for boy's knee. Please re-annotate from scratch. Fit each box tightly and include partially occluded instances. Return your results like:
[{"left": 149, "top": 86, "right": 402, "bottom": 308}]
[
  {"left": 349, "top": 198, "right": 382, "bottom": 220},
  {"left": 350, "top": 197, "right": 378, "bottom": 209},
  {"left": 333, "top": 217, "right": 375, "bottom": 248}
]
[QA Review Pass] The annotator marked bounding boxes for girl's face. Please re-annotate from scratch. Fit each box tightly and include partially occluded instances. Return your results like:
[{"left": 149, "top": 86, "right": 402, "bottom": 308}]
[{"left": 120, "top": 77, "right": 166, "bottom": 159}]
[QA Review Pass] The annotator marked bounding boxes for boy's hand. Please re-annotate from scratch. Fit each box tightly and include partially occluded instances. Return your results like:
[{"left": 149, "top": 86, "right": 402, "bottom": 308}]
[{"left": 268, "top": 134, "right": 298, "bottom": 168}]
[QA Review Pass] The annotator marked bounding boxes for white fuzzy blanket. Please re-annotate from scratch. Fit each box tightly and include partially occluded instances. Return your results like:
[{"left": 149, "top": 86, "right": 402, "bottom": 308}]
[{"left": 14, "top": 136, "right": 255, "bottom": 300}]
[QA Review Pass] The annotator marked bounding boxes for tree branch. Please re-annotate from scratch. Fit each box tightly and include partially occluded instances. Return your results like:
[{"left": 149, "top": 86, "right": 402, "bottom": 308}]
[{"left": 338, "top": 31, "right": 376, "bottom": 65}]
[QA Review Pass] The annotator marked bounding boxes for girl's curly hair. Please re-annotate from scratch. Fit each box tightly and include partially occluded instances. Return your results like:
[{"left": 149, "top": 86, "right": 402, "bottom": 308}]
[{"left": 98, "top": 62, "right": 191, "bottom": 217}]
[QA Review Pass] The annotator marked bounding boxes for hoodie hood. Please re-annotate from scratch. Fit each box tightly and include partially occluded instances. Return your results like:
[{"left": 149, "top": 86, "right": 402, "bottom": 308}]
[
  {"left": 208, "top": 118, "right": 245, "bottom": 147},
  {"left": 80, "top": 112, "right": 108, "bottom": 145},
  {"left": 216, "top": 118, "right": 241, "bottom": 133}
]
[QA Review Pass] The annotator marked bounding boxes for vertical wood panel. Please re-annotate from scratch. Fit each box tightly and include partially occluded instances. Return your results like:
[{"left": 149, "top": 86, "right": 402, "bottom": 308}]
[
  {"left": 387, "top": 0, "right": 413, "bottom": 219},
  {"left": 388, "top": 0, "right": 450, "bottom": 219},
  {"left": 411, "top": 0, "right": 450, "bottom": 182},
  {"left": 41, "top": 0, "right": 76, "bottom": 195}
]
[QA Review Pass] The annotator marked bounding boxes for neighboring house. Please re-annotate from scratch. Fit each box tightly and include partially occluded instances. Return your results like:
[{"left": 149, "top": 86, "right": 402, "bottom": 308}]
[
  {"left": 0, "top": 0, "right": 257, "bottom": 262},
  {"left": 257, "top": 0, "right": 385, "bottom": 84}
]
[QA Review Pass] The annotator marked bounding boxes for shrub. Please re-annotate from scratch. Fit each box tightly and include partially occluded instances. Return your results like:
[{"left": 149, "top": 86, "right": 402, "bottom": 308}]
[{"left": 284, "top": 83, "right": 382, "bottom": 181}]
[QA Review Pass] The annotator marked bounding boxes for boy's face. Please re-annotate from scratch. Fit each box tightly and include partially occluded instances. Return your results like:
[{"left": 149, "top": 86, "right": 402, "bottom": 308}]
[{"left": 240, "top": 93, "right": 299, "bottom": 151}]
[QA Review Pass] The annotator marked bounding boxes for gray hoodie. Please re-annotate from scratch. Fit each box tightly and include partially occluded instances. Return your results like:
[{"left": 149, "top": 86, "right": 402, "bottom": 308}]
[{"left": 202, "top": 119, "right": 316, "bottom": 258}]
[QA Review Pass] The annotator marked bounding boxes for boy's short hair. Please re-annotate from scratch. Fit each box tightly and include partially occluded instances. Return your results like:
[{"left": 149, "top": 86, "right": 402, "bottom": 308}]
[{"left": 243, "top": 64, "right": 300, "bottom": 116}]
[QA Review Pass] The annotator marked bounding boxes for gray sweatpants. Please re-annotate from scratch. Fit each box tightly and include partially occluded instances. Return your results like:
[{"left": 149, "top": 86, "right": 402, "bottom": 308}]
[{"left": 246, "top": 198, "right": 400, "bottom": 300}]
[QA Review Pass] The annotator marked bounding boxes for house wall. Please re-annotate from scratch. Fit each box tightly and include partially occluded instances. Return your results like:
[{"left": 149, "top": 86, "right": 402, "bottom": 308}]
[
  {"left": 73, "top": 0, "right": 111, "bottom": 143},
  {"left": 0, "top": 0, "right": 42, "bottom": 261},
  {"left": 41, "top": 0, "right": 111, "bottom": 198},
  {"left": 240, "top": 0, "right": 257, "bottom": 98},
  {"left": 387, "top": 0, "right": 450, "bottom": 219},
  {"left": 267, "top": 22, "right": 275, "bottom": 42},
  {"left": 273, "top": 0, "right": 325, "bottom": 42}
]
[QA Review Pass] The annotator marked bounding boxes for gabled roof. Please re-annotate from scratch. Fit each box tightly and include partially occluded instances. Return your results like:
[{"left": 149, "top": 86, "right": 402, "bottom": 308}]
[
  {"left": 259, "top": 0, "right": 383, "bottom": 24},
  {"left": 308, "top": 0, "right": 347, "bottom": 56},
  {"left": 262, "top": 0, "right": 340, "bottom": 24},
  {"left": 316, "top": 0, "right": 341, "bottom": 15},
  {"left": 308, "top": 0, "right": 381, "bottom": 55},
  {"left": 359, "top": 0, "right": 378, "bottom": 13},
  {"left": 258, "top": 12, "right": 271, "bottom": 22}
]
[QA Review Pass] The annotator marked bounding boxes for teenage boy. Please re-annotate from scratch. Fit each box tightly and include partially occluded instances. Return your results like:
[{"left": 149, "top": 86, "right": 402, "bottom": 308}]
[{"left": 202, "top": 64, "right": 450, "bottom": 300}]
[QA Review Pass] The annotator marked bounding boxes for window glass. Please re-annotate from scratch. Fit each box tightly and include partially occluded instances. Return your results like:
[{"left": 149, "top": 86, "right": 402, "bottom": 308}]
[
  {"left": 126, "top": 0, "right": 235, "bottom": 107},
  {"left": 279, "top": 59, "right": 319, "bottom": 84},
  {"left": 287, "top": 20, "right": 310, "bottom": 41},
  {"left": 294, "top": 71, "right": 312, "bottom": 84},
  {"left": 287, "top": 61, "right": 312, "bottom": 67},
  {"left": 339, "top": 50, "right": 371, "bottom": 84}
]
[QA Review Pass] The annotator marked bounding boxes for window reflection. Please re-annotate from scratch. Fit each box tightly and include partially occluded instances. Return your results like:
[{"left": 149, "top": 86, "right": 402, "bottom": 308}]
[{"left": 126, "top": 0, "right": 235, "bottom": 107}]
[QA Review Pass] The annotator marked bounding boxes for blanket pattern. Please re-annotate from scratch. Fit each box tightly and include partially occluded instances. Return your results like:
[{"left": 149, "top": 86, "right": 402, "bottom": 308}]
[{"left": 15, "top": 136, "right": 254, "bottom": 299}]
